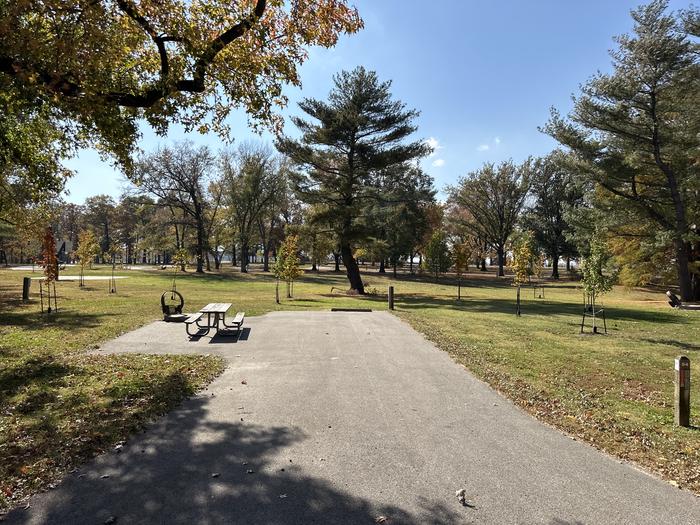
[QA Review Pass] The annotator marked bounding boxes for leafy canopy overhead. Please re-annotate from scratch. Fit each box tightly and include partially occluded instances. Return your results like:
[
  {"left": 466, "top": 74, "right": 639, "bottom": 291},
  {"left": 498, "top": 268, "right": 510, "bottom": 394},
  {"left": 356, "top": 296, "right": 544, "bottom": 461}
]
[
  {"left": 0, "top": 0, "right": 363, "bottom": 170},
  {"left": 0, "top": 94, "right": 73, "bottom": 224}
]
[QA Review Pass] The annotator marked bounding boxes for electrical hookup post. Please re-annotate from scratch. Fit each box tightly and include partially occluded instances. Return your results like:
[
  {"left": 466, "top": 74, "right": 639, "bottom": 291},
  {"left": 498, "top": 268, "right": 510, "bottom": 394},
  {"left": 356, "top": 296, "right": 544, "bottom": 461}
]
[{"left": 675, "top": 356, "right": 691, "bottom": 427}]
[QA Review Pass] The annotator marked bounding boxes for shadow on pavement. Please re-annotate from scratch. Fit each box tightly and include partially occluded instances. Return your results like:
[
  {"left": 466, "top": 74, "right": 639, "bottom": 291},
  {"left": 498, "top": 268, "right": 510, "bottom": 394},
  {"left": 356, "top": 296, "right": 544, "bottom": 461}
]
[
  {"left": 209, "top": 327, "right": 251, "bottom": 344},
  {"left": 5, "top": 395, "right": 464, "bottom": 525}
]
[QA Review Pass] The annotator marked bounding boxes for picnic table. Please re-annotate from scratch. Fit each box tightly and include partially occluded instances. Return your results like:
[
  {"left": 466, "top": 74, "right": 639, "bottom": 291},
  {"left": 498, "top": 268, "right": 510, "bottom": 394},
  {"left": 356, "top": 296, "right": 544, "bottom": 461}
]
[{"left": 185, "top": 302, "right": 245, "bottom": 337}]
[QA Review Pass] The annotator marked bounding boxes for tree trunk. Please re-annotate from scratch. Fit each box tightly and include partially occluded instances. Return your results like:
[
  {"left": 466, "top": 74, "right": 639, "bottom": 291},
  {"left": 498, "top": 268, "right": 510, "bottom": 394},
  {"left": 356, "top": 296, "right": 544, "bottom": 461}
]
[
  {"left": 551, "top": 252, "right": 560, "bottom": 279},
  {"left": 240, "top": 243, "right": 248, "bottom": 273},
  {"left": 263, "top": 245, "right": 270, "bottom": 272},
  {"left": 650, "top": 94, "right": 694, "bottom": 302},
  {"left": 409, "top": 252, "right": 414, "bottom": 274},
  {"left": 393, "top": 260, "right": 397, "bottom": 278},
  {"left": 691, "top": 241, "right": 700, "bottom": 301},
  {"left": 378, "top": 259, "right": 385, "bottom": 274},
  {"left": 311, "top": 260, "right": 317, "bottom": 271},
  {"left": 566, "top": 257, "right": 571, "bottom": 272},
  {"left": 496, "top": 245, "right": 505, "bottom": 277},
  {"left": 674, "top": 239, "right": 694, "bottom": 302},
  {"left": 480, "top": 258, "right": 487, "bottom": 271},
  {"left": 195, "top": 218, "right": 205, "bottom": 273},
  {"left": 231, "top": 243, "right": 237, "bottom": 267},
  {"left": 333, "top": 252, "right": 341, "bottom": 272},
  {"left": 341, "top": 243, "right": 364, "bottom": 294}
]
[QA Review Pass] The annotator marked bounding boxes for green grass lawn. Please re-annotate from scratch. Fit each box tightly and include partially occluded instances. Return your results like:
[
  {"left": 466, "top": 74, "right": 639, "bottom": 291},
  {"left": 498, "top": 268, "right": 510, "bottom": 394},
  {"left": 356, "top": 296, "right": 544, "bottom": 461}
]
[{"left": 1, "top": 263, "right": 698, "bottom": 511}]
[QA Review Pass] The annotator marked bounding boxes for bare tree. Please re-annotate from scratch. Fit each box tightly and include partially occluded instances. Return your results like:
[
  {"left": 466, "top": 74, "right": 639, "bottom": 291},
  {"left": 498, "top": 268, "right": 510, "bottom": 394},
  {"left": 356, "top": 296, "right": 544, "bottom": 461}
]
[
  {"left": 450, "top": 160, "right": 531, "bottom": 277},
  {"left": 222, "top": 143, "right": 287, "bottom": 273},
  {"left": 135, "top": 142, "right": 217, "bottom": 273}
]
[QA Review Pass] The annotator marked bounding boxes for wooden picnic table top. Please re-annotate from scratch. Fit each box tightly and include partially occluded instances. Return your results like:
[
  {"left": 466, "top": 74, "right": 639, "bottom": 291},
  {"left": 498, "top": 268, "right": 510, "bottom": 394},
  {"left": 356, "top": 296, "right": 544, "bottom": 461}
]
[{"left": 199, "top": 303, "right": 232, "bottom": 314}]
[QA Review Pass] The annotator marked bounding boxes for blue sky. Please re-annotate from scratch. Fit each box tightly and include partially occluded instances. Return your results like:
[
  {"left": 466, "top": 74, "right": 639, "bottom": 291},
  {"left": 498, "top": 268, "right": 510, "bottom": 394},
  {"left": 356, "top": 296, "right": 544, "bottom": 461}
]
[{"left": 63, "top": 0, "right": 693, "bottom": 203}]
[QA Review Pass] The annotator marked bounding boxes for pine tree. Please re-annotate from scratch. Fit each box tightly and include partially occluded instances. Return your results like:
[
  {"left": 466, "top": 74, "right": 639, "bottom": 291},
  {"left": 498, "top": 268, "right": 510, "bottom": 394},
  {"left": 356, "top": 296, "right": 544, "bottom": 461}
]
[
  {"left": 544, "top": 1, "right": 700, "bottom": 300},
  {"left": 277, "top": 67, "right": 430, "bottom": 294}
]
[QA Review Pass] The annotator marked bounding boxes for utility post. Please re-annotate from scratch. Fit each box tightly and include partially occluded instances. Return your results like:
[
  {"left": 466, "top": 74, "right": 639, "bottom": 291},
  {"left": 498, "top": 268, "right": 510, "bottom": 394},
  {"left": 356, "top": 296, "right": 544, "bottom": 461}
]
[{"left": 675, "top": 356, "right": 691, "bottom": 427}]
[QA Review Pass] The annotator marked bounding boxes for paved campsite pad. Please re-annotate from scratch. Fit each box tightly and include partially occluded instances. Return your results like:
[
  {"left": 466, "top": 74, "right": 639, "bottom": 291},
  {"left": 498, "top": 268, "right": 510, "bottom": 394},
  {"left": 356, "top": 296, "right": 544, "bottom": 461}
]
[{"left": 6, "top": 312, "right": 700, "bottom": 524}]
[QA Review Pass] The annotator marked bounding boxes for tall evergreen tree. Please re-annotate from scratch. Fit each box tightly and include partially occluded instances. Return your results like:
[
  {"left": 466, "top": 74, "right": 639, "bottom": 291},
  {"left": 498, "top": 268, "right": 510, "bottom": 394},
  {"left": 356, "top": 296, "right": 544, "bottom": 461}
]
[
  {"left": 277, "top": 67, "right": 430, "bottom": 294},
  {"left": 544, "top": 0, "right": 700, "bottom": 300}
]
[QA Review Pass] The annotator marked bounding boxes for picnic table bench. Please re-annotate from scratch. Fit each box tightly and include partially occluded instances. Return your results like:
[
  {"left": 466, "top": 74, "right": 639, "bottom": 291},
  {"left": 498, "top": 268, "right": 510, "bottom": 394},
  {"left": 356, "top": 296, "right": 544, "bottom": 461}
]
[{"left": 185, "top": 302, "right": 245, "bottom": 337}]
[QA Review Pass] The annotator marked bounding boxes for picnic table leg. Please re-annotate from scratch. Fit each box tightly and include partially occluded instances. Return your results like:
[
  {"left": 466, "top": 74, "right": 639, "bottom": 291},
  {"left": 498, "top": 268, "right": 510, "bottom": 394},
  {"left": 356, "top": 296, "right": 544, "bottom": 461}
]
[
  {"left": 186, "top": 322, "right": 209, "bottom": 337},
  {"left": 196, "top": 314, "right": 209, "bottom": 330}
]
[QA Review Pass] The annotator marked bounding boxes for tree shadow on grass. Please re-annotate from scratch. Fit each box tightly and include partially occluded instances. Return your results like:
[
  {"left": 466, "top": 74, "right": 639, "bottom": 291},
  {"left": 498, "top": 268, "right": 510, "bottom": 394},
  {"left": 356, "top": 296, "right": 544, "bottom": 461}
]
[
  {"left": 1, "top": 366, "right": 220, "bottom": 513},
  {"left": 397, "top": 295, "right": 688, "bottom": 325},
  {"left": 0, "top": 309, "right": 108, "bottom": 331},
  {"left": 640, "top": 338, "right": 700, "bottom": 352},
  {"left": 0, "top": 355, "right": 77, "bottom": 404},
  {"left": 4, "top": 394, "right": 465, "bottom": 524}
]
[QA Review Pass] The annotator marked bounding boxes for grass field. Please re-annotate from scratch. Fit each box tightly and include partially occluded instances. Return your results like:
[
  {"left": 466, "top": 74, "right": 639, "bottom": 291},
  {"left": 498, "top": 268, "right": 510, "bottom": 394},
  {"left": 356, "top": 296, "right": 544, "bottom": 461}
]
[{"left": 1, "top": 263, "right": 698, "bottom": 510}]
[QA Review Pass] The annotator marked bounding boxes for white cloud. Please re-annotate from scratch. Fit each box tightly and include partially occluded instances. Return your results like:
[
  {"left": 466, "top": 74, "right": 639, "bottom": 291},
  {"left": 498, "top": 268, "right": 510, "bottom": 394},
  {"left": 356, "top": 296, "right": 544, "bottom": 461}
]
[
  {"left": 494, "top": 136, "right": 501, "bottom": 145},
  {"left": 477, "top": 144, "right": 490, "bottom": 152},
  {"left": 425, "top": 137, "right": 442, "bottom": 157},
  {"left": 432, "top": 158, "right": 445, "bottom": 167}
]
